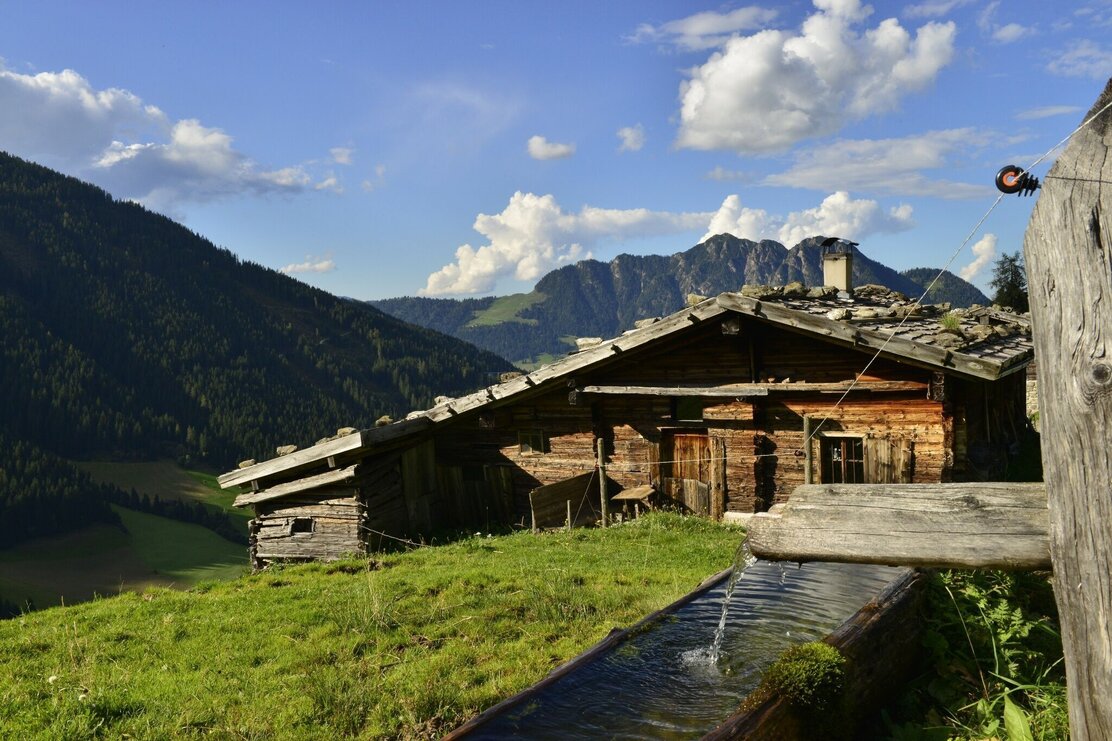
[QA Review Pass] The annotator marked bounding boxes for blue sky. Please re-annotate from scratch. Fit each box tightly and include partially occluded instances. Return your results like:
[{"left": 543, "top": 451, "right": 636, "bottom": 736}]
[{"left": 1, "top": 1, "right": 1109, "bottom": 300}]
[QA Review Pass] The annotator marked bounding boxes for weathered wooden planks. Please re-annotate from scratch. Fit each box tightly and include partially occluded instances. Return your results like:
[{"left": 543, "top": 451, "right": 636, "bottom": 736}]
[
  {"left": 715, "top": 292, "right": 1018, "bottom": 380},
  {"left": 747, "top": 482, "right": 1049, "bottom": 569},
  {"left": 529, "top": 471, "right": 619, "bottom": 529},
  {"left": 577, "top": 384, "right": 770, "bottom": 397},
  {"left": 1023, "top": 77, "right": 1112, "bottom": 738},
  {"left": 233, "top": 465, "right": 359, "bottom": 507},
  {"left": 218, "top": 432, "right": 367, "bottom": 489}
]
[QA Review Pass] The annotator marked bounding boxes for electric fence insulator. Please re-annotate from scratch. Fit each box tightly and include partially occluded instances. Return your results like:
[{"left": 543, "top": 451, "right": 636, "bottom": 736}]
[{"left": 995, "top": 165, "right": 1040, "bottom": 196}]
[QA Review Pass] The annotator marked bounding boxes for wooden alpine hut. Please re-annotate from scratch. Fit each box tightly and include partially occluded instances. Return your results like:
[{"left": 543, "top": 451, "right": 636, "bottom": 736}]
[{"left": 220, "top": 251, "right": 1033, "bottom": 568}]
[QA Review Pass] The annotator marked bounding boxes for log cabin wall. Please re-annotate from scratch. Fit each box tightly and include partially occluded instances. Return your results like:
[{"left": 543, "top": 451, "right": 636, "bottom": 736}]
[
  {"left": 431, "top": 396, "right": 598, "bottom": 524},
  {"left": 250, "top": 487, "right": 365, "bottom": 566},
  {"left": 421, "top": 314, "right": 956, "bottom": 518}
]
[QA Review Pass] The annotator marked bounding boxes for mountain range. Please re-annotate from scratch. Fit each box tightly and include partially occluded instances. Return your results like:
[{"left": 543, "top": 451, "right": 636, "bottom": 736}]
[{"left": 372, "top": 234, "right": 989, "bottom": 366}]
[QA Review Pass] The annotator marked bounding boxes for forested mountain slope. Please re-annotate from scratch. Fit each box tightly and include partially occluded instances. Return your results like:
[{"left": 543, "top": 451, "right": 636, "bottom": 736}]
[
  {"left": 900, "top": 267, "right": 990, "bottom": 307},
  {"left": 374, "top": 234, "right": 989, "bottom": 365},
  {"left": 0, "top": 152, "right": 512, "bottom": 469}
]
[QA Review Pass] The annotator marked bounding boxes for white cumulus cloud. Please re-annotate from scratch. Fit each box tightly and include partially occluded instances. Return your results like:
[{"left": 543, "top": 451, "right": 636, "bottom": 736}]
[
  {"left": 1015, "top": 105, "right": 1082, "bottom": 120},
  {"left": 92, "top": 118, "right": 316, "bottom": 211},
  {"left": 705, "top": 166, "right": 750, "bottom": 181},
  {"left": 420, "top": 192, "right": 711, "bottom": 295},
  {"left": 527, "top": 135, "right": 576, "bottom": 160},
  {"left": 675, "top": 0, "right": 955, "bottom": 154},
  {"left": 903, "top": 0, "right": 974, "bottom": 19},
  {"left": 977, "top": 2, "right": 1034, "bottom": 43},
  {"left": 764, "top": 129, "right": 993, "bottom": 199},
  {"left": 361, "top": 164, "right": 387, "bottom": 192},
  {"left": 617, "top": 125, "right": 645, "bottom": 152},
  {"left": 0, "top": 61, "right": 335, "bottom": 211},
  {"left": 701, "top": 191, "right": 914, "bottom": 245},
  {"left": 1048, "top": 39, "right": 1112, "bottom": 78},
  {"left": 280, "top": 255, "right": 337, "bottom": 275},
  {"left": 959, "top": 233, "right": 996, "bottom": 282},
  {"left": 628, "top": 6, "right": 779, "bottom": 50},
  {"left": 315, "top": 175, "right": 343, "bottom": 193},
  {"left": 329, "top": 147, "right": 354, "bottom": 165}
]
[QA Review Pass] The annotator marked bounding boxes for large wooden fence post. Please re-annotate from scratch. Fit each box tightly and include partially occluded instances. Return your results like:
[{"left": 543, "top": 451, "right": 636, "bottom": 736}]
[{"left": 1024, "top": 77, "right": 1112, "bottom": 738}]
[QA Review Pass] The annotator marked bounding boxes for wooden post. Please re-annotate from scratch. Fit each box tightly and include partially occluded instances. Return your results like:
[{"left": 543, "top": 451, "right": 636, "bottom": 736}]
[
  {"left": 1024, "top": 77, "right": 1112, "bottom": 738},
  {"left": 566, "top": 499, "right": 572, "bottom": 532},
  {"left": 803, "top": 416, "right": 813, "bottom": 485},
  {"left": 710, "top": 437, "right": 726, "bottom": 520},
  {"left": 597, "top": 437, "right": 609, "bottom": 528}
]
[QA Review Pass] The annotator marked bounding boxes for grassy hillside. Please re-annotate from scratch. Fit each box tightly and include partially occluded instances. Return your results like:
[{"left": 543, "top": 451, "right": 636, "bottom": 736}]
[
  {"left": 78, "top": 460, "right": 250, "bottom": 526},
  {"left": 0, "top": 514, "right": 738, "bottom": 739},
  {"left": 0, "top": 505, "right": 245, "bottom": 610},
  {"left": 465, "top": 291, "right": 544, "bottom": 327}
]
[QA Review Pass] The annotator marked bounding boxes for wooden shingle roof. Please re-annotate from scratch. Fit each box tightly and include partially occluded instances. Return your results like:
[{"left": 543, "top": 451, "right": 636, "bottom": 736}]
[{"left": 220, "top": 288, "right": 1032, "bottom": 493}]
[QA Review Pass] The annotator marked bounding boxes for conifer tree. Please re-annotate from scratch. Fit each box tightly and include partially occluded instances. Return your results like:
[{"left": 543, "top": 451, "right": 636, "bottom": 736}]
[{"left": 990, "top": 251, "right": 1029, "bottom": 312}]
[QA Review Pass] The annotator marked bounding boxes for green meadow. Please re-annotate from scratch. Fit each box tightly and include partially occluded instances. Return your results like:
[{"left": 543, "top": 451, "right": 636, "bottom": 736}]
[
  {"left": 0, "top": 513, "right": 739, "bottom": 739},
  {"left": 0, "top": 505, "right": 247, "bottom": 610}
]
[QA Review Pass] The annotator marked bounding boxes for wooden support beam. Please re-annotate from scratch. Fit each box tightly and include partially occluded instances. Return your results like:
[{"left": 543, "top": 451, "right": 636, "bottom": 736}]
[
  {"left": 747, "top": 483, "right": 1049, "bottom": 570},
  {"left": 1024, "top": 78, "right": 1112, "bottom": 738},
  {"left": 234, "top": 465, "right": 360, "bottom": 507},
  {"left": 575, "top": 381, "right": 925, "bottom": 398},
  {"left": 577, "top": 384, "right": 769, "bottom": 397}
]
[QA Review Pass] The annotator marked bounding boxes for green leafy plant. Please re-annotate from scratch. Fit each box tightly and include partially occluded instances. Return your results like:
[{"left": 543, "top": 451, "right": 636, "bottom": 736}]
[{"left": 885, "top": 570, "right": 1067, "bottom": 740}]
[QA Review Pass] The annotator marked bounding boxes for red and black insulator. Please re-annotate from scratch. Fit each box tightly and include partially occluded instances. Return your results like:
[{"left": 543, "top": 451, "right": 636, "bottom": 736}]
[{"left": 995, "top": 165, "right": 1040, "bottom": 196}]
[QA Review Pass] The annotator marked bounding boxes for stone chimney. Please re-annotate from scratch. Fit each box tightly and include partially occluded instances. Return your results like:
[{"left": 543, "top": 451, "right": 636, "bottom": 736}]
[{"left": 822, "top": 250, "right": 853, "bottom": 291}]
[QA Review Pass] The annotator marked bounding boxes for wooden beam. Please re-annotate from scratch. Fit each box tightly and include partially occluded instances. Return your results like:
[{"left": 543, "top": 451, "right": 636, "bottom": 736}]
[
  {"left": 747, "top": 482, "right": 1049, "bottom": 570},
  {"left": 576, "top": 381, "right": 926, "bottom": 397},
  {"left": 218, "top": 433, "right": 367, "bottom": 489},
  {"left": 233, "top": 465, "right": 360, "bottom": 507},
  {"left": 1024, "top": 77, "right": 1112, "bottom": 738},
  {"left": 218, "top": 416, "right": 432, "bottom": 490},
  {"left": 577, "top": 384, "right": 769, "bottom": 397}
]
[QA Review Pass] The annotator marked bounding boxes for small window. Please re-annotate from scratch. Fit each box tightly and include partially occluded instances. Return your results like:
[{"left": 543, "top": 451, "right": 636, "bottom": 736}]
[
  {"left": 518, "top": 430, "right": 547, "bottom": 455},
  {"left": 821, "top": 437, "right": 865, "bottom": 483},
  {"left": 673, "top": 397, "right": 705, "bottom": 422},
  {"left": 290, "top": 517, "right": 314, "bottom": 535},
  {"left": 462, "top": 464, "right": 486, "bottom": 482}
]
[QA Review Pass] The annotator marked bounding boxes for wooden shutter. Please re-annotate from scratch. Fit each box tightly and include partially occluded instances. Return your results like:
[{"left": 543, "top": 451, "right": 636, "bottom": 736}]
[{"left": 864, "top": 437, "right": 914, "bottom": 483}]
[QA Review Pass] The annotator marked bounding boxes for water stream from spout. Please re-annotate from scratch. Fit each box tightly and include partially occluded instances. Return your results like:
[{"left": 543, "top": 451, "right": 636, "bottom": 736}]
[{"left": 709, "top": 536, "right": 757, "bottom": 664}]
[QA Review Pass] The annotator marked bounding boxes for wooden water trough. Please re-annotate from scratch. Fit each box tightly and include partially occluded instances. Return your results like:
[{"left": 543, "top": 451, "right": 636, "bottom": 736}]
[{"left": 444, "top": 565, "right": 924, "bottom": 740}]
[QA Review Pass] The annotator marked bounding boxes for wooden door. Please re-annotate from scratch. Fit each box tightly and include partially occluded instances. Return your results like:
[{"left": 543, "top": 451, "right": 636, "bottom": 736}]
[{"left": 662, "top": 432, "right": 712, "bottom": 515}]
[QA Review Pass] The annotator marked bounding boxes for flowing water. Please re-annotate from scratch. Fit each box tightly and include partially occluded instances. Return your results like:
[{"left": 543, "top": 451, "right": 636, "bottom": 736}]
[
  {"left": 709, "top": 538, "right": 757, "bottom": 664},
  {"left": 464, "top": 560, "right": 903, "bottom": 740}
]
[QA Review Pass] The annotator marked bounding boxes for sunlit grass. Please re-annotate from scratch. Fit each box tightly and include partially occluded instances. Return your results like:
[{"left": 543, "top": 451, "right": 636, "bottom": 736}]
[{"left": 0, "top": 513, "right": 739, "bottom": 739}]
